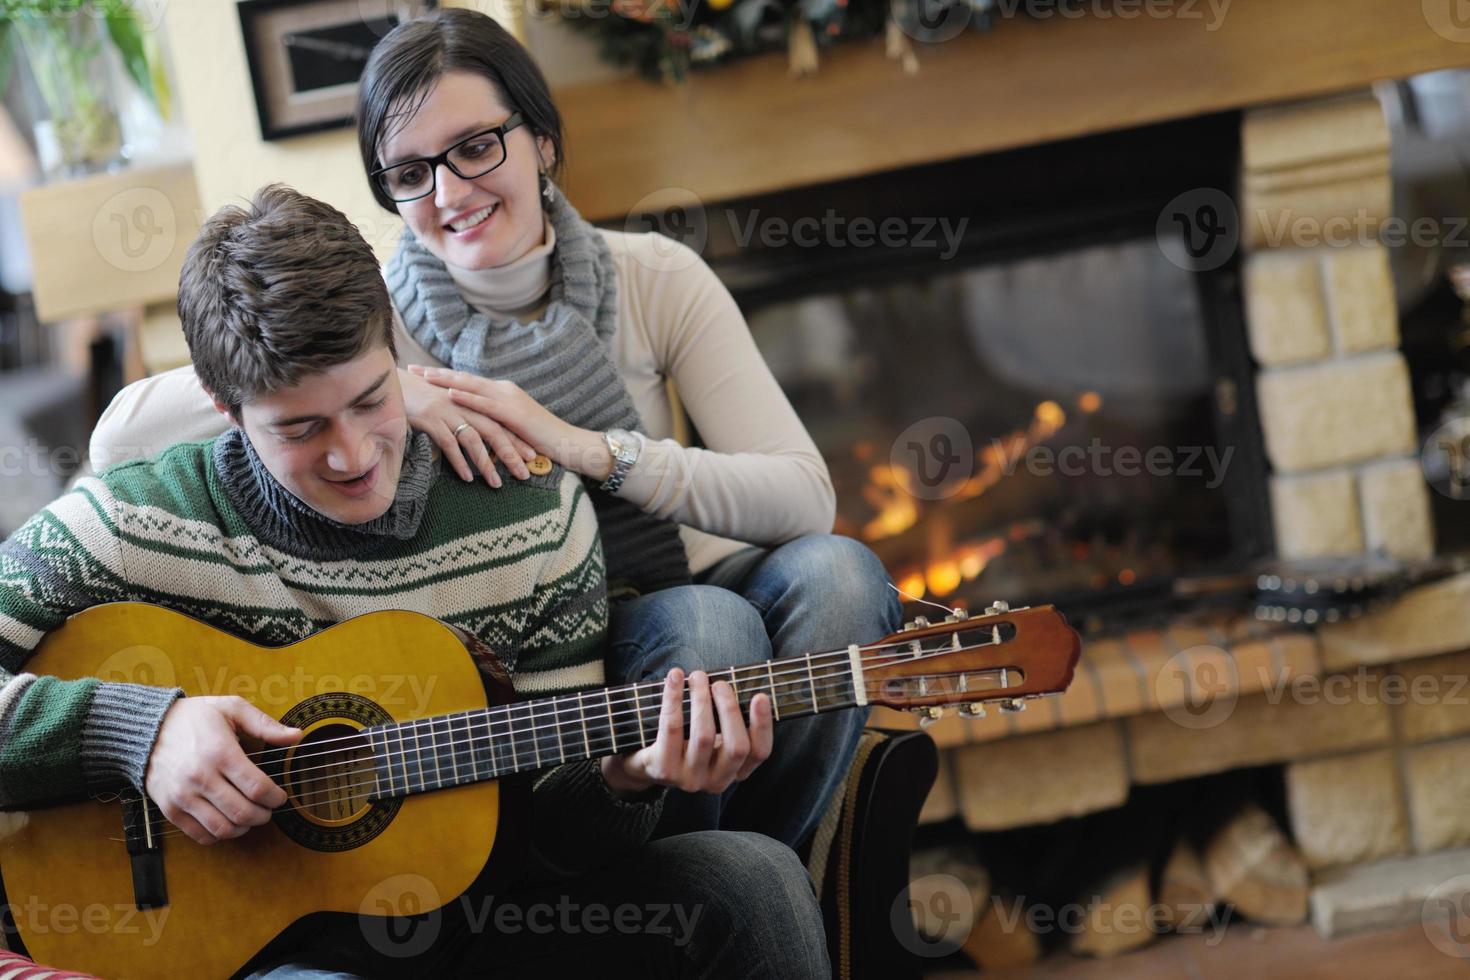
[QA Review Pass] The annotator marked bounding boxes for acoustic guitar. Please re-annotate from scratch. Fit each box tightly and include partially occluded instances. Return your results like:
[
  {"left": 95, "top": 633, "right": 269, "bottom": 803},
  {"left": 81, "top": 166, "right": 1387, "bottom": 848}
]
[{"left": 0, "top": 600, "right": 1080, "bottom": 977}]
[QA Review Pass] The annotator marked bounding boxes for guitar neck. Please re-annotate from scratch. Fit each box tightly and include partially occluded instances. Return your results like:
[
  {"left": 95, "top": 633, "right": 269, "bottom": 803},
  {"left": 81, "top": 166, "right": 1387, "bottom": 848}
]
[{"left": 363, "top": 651, "right": 863, "bottom": 800}]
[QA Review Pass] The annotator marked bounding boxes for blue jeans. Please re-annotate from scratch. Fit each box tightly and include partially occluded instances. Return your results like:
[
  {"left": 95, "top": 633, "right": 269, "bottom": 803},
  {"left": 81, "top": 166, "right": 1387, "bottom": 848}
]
[
  {"left": 248, "top": 830, "right": 829, "bottom": 979},
  {"left": 608, "top": 534, "right": 903, "bottom": 850}
]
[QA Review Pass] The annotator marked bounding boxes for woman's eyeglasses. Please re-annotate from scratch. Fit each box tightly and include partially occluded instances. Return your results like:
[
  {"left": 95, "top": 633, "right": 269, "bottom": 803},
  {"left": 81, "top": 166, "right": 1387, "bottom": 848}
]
[{"left": 372, "top": 112, "right": 525, "bottom": 203}]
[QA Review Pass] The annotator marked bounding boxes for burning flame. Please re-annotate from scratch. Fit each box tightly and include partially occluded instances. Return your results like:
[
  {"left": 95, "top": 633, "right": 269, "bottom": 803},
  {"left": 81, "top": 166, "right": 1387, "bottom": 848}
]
[{"left": 859, "top": 394, "right": 1105, "bottom": 599}]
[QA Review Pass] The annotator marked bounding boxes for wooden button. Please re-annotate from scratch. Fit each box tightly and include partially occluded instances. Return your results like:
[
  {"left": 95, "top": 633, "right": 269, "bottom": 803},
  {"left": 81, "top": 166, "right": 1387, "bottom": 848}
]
[{"left": 527, "top": 454, "right": 553, "bottom": 476}]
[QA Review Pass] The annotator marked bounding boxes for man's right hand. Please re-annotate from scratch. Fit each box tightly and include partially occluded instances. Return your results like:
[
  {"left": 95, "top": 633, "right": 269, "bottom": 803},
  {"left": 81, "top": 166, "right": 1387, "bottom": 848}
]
[{"left": 143, "top": 696, "right": 303, "bottom": 845}]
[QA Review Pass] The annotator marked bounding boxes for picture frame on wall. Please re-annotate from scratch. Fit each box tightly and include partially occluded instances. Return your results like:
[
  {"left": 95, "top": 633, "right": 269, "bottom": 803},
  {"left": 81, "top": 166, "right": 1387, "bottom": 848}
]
[{"left": 237, "top": 0, "right": 437, "bottom": 141}]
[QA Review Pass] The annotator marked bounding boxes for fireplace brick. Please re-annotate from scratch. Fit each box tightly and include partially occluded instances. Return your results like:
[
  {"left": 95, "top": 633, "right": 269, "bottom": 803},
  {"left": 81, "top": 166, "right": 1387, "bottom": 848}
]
[
  {"left": 953, "top": 721, "right": 1127, "bottom": 831},
  {"left": 1244, "top": 250, "right": 1331, "bottom": 366},
  {"left": 1126, "top": 683, "right": 1391, "bottom": 785},
  {"left": 1269, "top": 469, "right": 1364, "bottom": 558},
  {"left": 1241, "top": 92, "right": 1390, "bottom": 176},
  {"left": 1357, "top": 457, "right": 1434, "bottom": 560},
  {"left": 1404, "top": 738, "right": 1470, "bottom": 853},
  {"left": 1285, "top": 749, "right": 1408, "bottom": 870},
  {"left": 1318, "top": 572, "right": 1470, "bottom": 670},
  {"left": 1322, "top": 242, "right": 1398, "bottom": 355},
  {"left": 1256, "top": 353, "right": 1416, "bottom": 471},
  {"left": 1397, "top": 651, "right": 1470, "bottom": 744}
]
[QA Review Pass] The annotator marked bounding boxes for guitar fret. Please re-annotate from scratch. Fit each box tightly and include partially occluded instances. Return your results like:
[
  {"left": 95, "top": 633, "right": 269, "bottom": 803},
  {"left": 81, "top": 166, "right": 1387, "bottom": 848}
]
[
  {"left": 468, "top": 711, "right": 484, "bottom": 781},
  {"left": 453, "top": 714, "right": 469, "bottom": 784},
  {"left": 411, "top": 719, "right": 427, "bottom": 793},
  {"left": 634, "top": 683, "right": 647, "bottom": 747},
  {"left": 367, "top": 727, "right": 385, "bottom": 799},
  {"left": 487, "top": 709, "right": 505, "bottom": 777},
  {"left": 394, "top": 724, "right": 409, "bottom": 796},
  {"left": 525, "top": 703, "right": 541, "bottom": 770},
  {"left": 806, "top": 653, "right": 819, "bottom": 713},
  {"left": 577, "top": 691, "right": 591, "bottom": 758},
  {"left": 554, "top": 695, "right": 567, "bottom": 764},
  {"left": 604, "top": 692, "right": 617, "bottom": 754},
  {"left": 766, "top": 660, "right": 781, "bottom": 720}
]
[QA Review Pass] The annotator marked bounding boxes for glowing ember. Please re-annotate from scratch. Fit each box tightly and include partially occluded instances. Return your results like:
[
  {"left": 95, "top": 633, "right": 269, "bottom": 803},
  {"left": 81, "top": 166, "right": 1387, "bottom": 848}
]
[
  {"left": 926, "top": 560, "right": 962, "bottom": 597},
  {"left": 897, "top": 570, "right": 926, "bottom": 601},
  {"left": 860, "top": 464, "right": 919, "bottom": 540}
]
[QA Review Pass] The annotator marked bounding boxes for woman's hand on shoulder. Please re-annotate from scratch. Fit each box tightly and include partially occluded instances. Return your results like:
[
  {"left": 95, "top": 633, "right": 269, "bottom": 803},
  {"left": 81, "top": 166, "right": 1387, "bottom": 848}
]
[
  {"left": 407, "top": 365, "right": 616, "bottom": 482},
  {"left": 398, "top": 366, "right": 538, "bottom": 487}
]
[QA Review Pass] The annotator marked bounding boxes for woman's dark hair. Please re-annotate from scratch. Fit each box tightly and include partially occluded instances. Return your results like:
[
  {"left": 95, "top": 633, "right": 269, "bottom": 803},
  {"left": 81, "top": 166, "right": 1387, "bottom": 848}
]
[{"left": 355, "top": 8, "right": 565, "bottom": 213}]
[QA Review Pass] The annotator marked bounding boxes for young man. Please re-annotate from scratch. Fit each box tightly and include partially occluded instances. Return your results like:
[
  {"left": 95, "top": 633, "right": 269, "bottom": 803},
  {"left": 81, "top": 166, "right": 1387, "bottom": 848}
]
[{"left": 0, "top": 186, "right": 827, "bottom": 977}]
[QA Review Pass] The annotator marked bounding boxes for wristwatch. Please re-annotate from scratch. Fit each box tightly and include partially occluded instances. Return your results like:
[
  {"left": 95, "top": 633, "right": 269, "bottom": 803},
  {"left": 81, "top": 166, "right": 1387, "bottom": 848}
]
[{"left": 599, "top": 428, "right": 641, "bottom": 494}]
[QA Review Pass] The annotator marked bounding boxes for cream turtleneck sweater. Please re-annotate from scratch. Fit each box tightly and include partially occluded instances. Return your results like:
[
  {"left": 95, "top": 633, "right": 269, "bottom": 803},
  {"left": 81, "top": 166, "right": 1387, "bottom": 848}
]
[{"left": 90, "top": 223, "right": 836, "bottom": 575}]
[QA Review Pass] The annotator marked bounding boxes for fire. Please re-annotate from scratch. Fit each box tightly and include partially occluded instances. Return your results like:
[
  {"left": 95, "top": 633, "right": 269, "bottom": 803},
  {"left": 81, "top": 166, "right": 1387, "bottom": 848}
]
[
  {"left": 858, "top": 395, "right": 1090, "bottom": 600},
  {"left": 896, "top": 570, "right": 926, "bottom": 601},
  {"left": 860, "top": 464, "right": 920, "bottom": 540},
  {"left": 926, "top": 560, "right": 962, "bottom": 597}
]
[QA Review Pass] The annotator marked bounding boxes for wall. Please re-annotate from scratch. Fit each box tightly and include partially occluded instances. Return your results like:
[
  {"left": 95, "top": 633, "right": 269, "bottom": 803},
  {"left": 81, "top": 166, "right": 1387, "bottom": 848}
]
[{"left": 157, "top": 0, "right": 616, "bottom": 260}]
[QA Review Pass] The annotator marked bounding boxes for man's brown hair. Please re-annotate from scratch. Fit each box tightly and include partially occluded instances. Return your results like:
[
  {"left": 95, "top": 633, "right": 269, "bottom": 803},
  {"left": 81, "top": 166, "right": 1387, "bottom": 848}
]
[{"left": 177, "top": 184, "right": 395, "bottom": 415}]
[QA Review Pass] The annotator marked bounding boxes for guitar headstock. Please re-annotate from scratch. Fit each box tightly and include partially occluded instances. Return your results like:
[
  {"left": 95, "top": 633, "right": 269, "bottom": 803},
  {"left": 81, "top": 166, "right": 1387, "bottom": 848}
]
[{"left": 862, "top": 602, "right": 1081, "bottom": 726}]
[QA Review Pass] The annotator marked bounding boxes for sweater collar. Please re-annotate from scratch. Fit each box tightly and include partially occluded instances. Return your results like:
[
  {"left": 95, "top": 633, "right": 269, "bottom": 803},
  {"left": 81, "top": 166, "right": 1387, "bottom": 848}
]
[
  {"left": 446, "top": 212, "right": 556, "bottom": 319},
  {"left": 212, "top": 427, "right": 437, "bottom": 561}
]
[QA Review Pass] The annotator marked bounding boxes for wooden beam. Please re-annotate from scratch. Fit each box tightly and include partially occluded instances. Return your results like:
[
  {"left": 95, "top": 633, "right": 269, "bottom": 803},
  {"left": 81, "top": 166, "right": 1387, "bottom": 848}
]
[{"left": 557, "top": 0, "right": 1470, "bottom": 222}]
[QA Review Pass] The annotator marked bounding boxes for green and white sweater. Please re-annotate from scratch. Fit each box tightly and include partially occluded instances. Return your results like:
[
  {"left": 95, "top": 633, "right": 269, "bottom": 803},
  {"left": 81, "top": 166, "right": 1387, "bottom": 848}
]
[{"left": 0, "top": 428, "right": 661, "bottom": 880}]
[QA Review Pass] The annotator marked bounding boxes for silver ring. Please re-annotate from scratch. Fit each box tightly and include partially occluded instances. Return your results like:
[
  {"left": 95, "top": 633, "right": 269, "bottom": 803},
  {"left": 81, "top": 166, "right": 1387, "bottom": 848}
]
[{"left": 453, "top": 422, "right": 472, "bottom": 438}]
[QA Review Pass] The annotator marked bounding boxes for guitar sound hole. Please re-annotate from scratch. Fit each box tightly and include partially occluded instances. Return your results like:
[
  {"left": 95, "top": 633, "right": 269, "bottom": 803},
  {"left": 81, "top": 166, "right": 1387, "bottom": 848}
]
[{"left": 285, "top": 723, "right": 375, "bottom": 826}]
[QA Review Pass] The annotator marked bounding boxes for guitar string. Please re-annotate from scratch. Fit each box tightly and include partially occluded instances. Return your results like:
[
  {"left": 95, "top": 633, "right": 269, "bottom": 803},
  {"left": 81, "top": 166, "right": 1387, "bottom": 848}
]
[
  {"left": 232, "top": 654, "right": 1009, "bottom": 810},
  {"left": 124, "top": 627, "right": 1014, "bottom": 820},
  {"left": 238, "top": 631, "right": 1009, "bottom": 782},
  {"left": 110, "top": 627, "right": 1021, "bottom": 834},
  {"left": 120, "top": 665, "right": 1004, "bottom": 841},
  {"left": 238, "top": 625, "right": 1002, "bottom": 765},
  {"left": 235, "top": 629, "right": 963, "bottom": 761}
]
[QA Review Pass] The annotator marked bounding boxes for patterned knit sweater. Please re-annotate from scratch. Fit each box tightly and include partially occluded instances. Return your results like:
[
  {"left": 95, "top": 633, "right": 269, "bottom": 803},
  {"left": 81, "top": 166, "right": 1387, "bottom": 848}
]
[{"left": 0, "top": 430, "right": 661, "bottom": 881}]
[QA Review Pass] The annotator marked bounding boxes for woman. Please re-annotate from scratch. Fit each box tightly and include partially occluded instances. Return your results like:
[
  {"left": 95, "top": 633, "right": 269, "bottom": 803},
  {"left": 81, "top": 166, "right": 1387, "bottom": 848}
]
[{"left": 91, "top": 7, "right": 901, "bottom": 853}]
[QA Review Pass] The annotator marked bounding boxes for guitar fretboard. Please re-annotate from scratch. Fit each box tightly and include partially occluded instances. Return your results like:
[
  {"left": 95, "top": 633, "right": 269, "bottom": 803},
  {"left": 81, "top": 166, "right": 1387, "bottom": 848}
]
[{"left": 363, "top": 652, "right": 861, "bottom": 799}]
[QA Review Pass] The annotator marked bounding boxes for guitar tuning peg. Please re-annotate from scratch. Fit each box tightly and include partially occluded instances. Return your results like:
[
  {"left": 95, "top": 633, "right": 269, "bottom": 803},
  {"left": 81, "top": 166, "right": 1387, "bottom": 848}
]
[
  {"left": 958, "top": 702, "right": 987, "bottom": 719},
  {"left": 984, "top": 600, "right": 1010, "bottom": 616},
  {"left": 914, "top": 616, "right": 931, "bottom": 629},
  {"left": 917, "top": 706, "right": 944, "bottom": 729},
  {"left": 997, "top": 698, "right": 1025, "bottom": 713}
]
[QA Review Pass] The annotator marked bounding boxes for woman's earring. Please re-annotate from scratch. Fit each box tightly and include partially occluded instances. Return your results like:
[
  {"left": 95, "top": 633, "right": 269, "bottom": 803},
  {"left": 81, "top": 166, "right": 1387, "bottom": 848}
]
[{"left": 539, "top": 170, "right": 556, "bottom": 204}]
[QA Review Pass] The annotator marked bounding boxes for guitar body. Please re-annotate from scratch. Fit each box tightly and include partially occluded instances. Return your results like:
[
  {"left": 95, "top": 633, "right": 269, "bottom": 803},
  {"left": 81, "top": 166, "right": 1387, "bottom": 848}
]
[{"left": 0, "top": 603, "right": 510, "bottom": 979}]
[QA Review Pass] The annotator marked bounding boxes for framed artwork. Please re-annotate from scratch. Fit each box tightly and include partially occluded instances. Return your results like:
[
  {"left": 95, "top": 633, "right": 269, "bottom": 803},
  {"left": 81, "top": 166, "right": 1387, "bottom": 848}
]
[{"left": 237, "top": 0, "right": 437, "bottom": 141}]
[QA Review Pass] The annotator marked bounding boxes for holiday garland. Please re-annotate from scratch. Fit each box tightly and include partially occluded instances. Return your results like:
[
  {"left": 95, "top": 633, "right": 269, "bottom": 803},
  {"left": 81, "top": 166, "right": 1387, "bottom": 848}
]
[{"left": 539, "top": 0, "right": 1047, "bottom": 83}]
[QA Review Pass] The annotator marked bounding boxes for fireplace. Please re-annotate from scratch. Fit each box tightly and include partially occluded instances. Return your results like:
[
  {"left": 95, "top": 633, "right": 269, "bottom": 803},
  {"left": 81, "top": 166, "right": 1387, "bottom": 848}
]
[{"left": 635, "top": 112, "right": 1273, "bottom": 623}]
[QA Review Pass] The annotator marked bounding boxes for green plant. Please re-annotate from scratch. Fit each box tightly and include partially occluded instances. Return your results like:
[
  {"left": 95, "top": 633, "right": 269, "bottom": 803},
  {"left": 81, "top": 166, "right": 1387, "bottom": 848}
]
[{"left": 0, "top": 0, "right": 171, "bottom": 175}]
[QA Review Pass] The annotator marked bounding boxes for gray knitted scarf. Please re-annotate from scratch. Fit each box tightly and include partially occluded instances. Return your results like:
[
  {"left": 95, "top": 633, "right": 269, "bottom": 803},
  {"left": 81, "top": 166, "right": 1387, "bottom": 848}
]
[
  {"left": 213, "top": 427, "right": 438, "bottom": 561},
  {"left": 383, "top": 186, "right": 691, "bottom": 597}
]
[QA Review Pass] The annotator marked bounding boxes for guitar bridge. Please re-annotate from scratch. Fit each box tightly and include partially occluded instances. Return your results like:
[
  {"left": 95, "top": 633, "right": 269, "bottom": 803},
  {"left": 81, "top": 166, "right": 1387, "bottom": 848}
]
[{"left": 121, "top": 796, "right": 168, "bottom": 909}]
